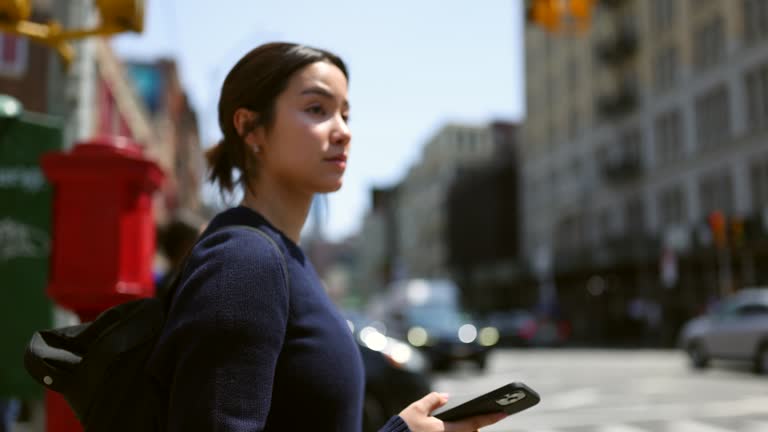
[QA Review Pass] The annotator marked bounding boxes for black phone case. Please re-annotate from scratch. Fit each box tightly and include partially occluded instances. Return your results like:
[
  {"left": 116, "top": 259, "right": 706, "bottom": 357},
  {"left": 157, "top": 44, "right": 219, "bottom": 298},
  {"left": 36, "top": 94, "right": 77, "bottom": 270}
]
[{"left": 433, "top": 382, "right": 540, "bottom": 422}]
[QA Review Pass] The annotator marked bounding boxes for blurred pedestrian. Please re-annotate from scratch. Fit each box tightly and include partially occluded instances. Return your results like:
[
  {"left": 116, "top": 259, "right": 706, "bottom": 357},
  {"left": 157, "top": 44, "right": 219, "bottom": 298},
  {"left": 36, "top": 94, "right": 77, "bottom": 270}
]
[
  {"left": 146, "top": 42, "right": 508, "bottom": 432},
  {"left": 155, "top": 210, "right": 206, "bottom": 300},
  {"left": 0, "top": 398, "right": 20, "bottom": 432}
]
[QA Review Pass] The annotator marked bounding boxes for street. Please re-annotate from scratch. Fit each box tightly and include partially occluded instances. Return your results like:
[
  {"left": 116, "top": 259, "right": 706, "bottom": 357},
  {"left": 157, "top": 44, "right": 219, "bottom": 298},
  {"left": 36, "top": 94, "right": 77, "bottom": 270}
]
[{"left": 431, "top": 349, "right": 768, "bottom": 432}]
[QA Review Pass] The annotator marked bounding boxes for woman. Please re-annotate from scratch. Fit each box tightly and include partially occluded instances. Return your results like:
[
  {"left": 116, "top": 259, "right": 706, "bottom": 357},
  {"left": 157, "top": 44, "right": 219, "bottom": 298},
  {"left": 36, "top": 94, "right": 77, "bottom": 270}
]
[{"left": 147, "top": 42, "right": 508, "bottom": 432}]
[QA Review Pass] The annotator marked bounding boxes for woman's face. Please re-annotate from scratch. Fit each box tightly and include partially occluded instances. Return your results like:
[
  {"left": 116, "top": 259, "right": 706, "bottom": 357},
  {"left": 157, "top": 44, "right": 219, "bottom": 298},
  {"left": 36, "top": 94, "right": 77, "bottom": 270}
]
[{"left": 257, "top": 61, "right": 351, "bottom": 195}]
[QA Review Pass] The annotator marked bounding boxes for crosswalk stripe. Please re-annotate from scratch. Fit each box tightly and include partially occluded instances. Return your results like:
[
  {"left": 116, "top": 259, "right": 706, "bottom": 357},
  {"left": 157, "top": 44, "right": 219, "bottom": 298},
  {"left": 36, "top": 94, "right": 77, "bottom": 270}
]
[
  {"left": 598, "top": 424, "right": 649, "bottom": 432},
  {"left": 667, "top": 420, "right": 732, "bottom": 432},
  {"left": 742, "top": 421, "right": 768, "bottom": 432},
  {"left": 543, "top": 387, "right": 600, "bottom": 410},
  {"left": 524, "top": 430, "right": 563, "bottom": 432}
]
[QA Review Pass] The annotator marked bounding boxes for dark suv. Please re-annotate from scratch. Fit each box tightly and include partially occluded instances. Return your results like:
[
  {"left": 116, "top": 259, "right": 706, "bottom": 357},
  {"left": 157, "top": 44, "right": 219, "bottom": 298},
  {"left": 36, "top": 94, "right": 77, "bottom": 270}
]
[
  {"left": 393, "top": 305, "right": 496, "bottom": 371},
  {"left": 344, "top": 311, "right": 432, "bottom": 432}
]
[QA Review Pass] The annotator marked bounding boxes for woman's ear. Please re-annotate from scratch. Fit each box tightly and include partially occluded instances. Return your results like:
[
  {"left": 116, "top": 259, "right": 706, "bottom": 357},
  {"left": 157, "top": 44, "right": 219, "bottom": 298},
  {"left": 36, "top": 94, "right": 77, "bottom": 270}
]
[{"left": 233, "top": 108, "right": 262, "bottom": 148}]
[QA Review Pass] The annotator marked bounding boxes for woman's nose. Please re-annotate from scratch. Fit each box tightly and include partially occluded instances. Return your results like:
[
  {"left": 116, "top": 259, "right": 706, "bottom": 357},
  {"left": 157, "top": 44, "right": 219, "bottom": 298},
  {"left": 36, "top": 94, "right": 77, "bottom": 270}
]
[{"left": 332, "top": 115, "right": 351, "bottom": 146}]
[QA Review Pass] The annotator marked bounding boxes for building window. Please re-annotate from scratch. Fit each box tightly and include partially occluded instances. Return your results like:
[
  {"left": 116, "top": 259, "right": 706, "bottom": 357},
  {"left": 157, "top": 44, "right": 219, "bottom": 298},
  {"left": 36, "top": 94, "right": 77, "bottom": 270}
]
[
  {"left": 597, "top": 207, "right": 615, "bottom": 243},
  {"left": 625, "top": 196, "right": 645, "bottom": 236},
  {"left": 653, "top": 45, "right": 679, "bottom": 92},
  {"left": 751, "top": 155, "right": 768, "bottom": 211},
  {"left": 694, "top": 84, "right": 731, "bottom": 151},
  {"left": 699, "top": 170, "right": 734, "bottom": 216},
  {"left": 0, "top": 32, "right": 28, "bottom": 78},
  {"left": 654, "top": 109, "right": 684, "bottom": 166},
  {"left": 743, "top": 0, "right": 768, "bottom": 44},
  {"left": 596, "top": 142, "right": 609, "bottom": 168},
  {"left": 557, "top": 213, "right": 584, "bottom": 252},
  {"left": 570, "top": 156, "right": 582, "bottom": 179},
  {"left": 569, "top": 107, "right": 580, "bottom": 140},
  {"left": 550, "top": 167, "right": 559, "bottom": 194},
  {"left": 621, "top": 128, "right": 643, "bottom": 163},
  {"left": 744, "top": 63, "right": 768, "bottom": 133},
  {"left": 548, "top": 115, "right": 557, "bottom": 148},
  {"left": 693, "top": 15, "right": 726, "bottom": 71},
  {"left": 651, "top": 0, "right": 676, "bottom": 32},
  {"left": 568, "top": 57, "right": 580, "bottom": 92},
  {"left": 658, "top": 185, "right": 687, "bottom": 227}
]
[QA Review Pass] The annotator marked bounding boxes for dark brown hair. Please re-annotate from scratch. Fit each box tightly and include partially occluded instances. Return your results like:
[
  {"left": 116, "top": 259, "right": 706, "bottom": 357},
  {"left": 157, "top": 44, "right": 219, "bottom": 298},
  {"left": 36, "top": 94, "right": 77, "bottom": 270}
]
[{"left": 205, "top": 42, "right": 349, "bottom": 195}]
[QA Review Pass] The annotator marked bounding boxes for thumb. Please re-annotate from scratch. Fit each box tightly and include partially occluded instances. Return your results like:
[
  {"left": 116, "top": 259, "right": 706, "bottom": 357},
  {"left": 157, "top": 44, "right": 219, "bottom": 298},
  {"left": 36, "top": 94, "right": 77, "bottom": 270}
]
[{"left": 413, "top": 392, "right": 450, "bottom": 414}]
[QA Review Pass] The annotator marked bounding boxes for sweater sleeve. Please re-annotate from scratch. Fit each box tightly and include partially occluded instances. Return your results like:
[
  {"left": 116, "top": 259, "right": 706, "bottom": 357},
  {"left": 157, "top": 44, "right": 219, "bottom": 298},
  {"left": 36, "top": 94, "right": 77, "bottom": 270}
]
[
  {"left": 378, "top": 415, "right": 411, "bottom": 432},
  {"left": 160, "top": 229, "right": 289, "bottom": 432}
]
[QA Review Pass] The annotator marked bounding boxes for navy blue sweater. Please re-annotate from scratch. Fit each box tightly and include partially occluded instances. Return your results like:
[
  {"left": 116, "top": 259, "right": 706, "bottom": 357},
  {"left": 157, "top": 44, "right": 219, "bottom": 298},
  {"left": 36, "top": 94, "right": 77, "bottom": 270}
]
[{"left": 147, "top": 206, "right": 409, "bottom": 432}]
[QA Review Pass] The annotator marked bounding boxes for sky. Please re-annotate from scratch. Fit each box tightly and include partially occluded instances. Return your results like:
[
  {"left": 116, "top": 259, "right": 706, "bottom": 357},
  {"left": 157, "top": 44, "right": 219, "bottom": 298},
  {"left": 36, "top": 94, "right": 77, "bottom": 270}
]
[{"left": 112, "top": 0, "right": 525, "bottom": 242}]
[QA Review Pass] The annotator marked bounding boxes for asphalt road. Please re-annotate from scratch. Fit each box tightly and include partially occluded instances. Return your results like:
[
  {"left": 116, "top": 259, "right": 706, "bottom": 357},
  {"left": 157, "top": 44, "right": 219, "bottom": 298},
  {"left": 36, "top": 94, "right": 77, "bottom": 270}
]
[{"left": 430, "top": 348, "right": 768, "bottom": 432}]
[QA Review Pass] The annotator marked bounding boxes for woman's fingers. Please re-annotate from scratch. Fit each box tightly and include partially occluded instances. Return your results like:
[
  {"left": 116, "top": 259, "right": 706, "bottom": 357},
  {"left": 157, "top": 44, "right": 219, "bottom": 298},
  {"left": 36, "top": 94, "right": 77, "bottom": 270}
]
[
  {"left": 399, "top": 392, "right": 451, "bottom": 432},
  {"left": 415, "top": 392, "right": 449, "bottom": 414},
  {"left": 401, "top": 392, "right": 509, "bottom": 432},
  {"left": 444, "top": 412, "right": 508, "bottom": 432}
]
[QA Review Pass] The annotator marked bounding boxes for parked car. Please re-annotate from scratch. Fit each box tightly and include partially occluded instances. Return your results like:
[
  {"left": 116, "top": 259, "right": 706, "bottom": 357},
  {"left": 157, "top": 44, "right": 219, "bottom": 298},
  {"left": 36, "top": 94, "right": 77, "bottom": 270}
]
[
  {"left": 365, "top": 279, "right": 498, "bottom": 371},
  {"left": 483, "top": 310, "right": 570, "bottom": 347},
  {"left": 481, "top": 310, "right": 536, "bottom": 346},
  {"left": 678, "top": 287, "right": 768, "bottom": 374},
  {"left": 344, "top": 311, "right": 432, "bottom": 432},
  {"left": 528, "top": 316, "right": 571, "bottom": 347},
  {"left": 395, "top": 305, "right": 497, "bottom": 371}
]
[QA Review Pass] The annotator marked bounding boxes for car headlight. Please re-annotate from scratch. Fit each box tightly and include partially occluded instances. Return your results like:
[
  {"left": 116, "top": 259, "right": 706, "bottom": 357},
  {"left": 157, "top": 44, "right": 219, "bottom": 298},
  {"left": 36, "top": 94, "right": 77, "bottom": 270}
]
[
  {"left": 407, "top": 326, "right": 429, "bottom": 347},
  {"left": 382, "top": 337, "right": 429, "bottom": 373},
  {"left": 458, "top": 324, "right": 477, "bottom": 343},
  {"left": 359, "top": 326, "right": 388, "bottom": 351},
  {"left": 478, "top": 327, "right": 499, "bottom": 346}
]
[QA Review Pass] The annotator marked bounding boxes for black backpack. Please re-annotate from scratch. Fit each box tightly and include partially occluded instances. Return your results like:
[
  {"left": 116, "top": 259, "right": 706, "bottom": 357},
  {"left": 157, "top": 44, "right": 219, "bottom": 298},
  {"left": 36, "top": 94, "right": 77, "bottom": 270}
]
[{"left": 23, "top": 225, "right": 288, "bottom": 431}]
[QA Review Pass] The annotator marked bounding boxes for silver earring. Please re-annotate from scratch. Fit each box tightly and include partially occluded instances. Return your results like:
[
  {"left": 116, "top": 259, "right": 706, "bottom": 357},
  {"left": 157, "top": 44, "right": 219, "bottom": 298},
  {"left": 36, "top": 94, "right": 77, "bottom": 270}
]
[{"left": 252, "top": 145, "right": 261, "bottom": 153}]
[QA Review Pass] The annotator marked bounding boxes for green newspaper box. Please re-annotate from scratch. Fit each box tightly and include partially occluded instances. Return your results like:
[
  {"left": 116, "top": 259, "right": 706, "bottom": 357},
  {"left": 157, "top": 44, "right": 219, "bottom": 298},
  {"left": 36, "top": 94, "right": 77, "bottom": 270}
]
[{"left": 0, "top": 101, "right": 63, "bottom": 399}]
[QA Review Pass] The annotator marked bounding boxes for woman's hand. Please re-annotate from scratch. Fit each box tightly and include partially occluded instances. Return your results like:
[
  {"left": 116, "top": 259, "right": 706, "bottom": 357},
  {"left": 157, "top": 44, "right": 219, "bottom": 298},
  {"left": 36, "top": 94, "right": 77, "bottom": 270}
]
[{"left": 398, "top": 392, "right": 508, "bottom": 432}]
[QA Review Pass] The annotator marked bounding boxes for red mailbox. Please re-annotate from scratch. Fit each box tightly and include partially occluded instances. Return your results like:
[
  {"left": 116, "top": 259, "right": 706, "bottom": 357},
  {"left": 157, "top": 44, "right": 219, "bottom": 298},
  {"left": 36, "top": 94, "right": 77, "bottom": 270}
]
[{"left": 40, "top": 135, "right": 165, "bottom": 320}]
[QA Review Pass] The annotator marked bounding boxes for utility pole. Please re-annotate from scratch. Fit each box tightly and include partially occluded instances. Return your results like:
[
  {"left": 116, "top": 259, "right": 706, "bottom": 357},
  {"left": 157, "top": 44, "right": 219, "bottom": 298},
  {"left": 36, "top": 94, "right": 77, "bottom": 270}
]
[{"left": 47, "top": 0, "right": 97, "bottom": 150}]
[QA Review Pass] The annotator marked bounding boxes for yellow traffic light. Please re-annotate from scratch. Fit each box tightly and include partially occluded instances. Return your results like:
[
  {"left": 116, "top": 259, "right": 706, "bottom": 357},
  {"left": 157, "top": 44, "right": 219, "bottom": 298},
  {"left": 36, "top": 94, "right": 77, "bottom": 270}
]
[
  {"left": 529, "top": 0, "right": 561, "bottom": 32},
  {"left": 95, "top": 0, "right": 144, "bottom": 33},
  {"left": 527, "top": 0, "right": 596, "bottom": 34},
  {"left": 0, "top": 0, "right": 144, "bottom": 66},
  {"left": 570, "top": 0, "right": 595, "bottom": 21},
  {"left": 570, "top": 0, "right": 595, "bottom": 31},
  {"left": 0, "top": 0, "right": 31, "bottom": 22}
]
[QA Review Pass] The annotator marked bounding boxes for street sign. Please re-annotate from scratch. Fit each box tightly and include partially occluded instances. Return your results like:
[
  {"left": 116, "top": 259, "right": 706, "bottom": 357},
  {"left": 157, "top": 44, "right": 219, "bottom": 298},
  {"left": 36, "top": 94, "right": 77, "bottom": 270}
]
[{"left": 0, "top": 110, "right": 63, "bottom": 398}]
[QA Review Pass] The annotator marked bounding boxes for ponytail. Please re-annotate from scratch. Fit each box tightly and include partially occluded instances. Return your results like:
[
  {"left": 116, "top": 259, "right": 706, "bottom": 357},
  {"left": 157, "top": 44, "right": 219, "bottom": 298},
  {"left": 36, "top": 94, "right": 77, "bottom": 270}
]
[{"left": 205, "top": 139, "right": 234, "bottom": 194}]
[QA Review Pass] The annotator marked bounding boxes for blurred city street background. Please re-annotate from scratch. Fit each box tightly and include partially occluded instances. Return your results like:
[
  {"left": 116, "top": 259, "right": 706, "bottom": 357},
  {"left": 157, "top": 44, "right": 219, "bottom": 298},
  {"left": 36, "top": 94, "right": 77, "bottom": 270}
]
[
  {"left": 434, "top": 349, "right": 768, "bottom": 432},
  {"left": 2, "top": 0, "right": 768, "bottom": 431}
]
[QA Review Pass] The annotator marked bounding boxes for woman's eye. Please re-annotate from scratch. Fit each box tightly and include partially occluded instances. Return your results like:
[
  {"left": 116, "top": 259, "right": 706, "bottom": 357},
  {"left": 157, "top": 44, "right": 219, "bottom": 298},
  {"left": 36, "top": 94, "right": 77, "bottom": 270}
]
[{"left": 306, "top": 105, "right": 326, "bottom": 116}]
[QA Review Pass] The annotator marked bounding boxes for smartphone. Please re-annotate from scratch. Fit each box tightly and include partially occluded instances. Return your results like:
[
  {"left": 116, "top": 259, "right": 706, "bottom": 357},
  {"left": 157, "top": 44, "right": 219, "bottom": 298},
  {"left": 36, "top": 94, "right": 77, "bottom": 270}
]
[{"left": 432, "top": 382, "right": 540, "bottom": 422}]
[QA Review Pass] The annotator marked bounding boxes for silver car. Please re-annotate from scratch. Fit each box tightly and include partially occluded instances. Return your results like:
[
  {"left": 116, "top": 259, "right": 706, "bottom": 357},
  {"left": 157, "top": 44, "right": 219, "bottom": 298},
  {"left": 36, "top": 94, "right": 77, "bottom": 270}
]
[{"left": 679, "top": 287, "right": 768, "bottom": 374}]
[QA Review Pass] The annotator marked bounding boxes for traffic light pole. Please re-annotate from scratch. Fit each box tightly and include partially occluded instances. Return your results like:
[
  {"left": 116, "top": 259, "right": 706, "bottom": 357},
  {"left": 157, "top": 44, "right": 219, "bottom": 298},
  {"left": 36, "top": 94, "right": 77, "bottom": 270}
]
[
  {"left": 717, "top": 247, "right": 733, "bottom": 298},
  {"left": 47, "top": 0, "right": 97, "bottom": 150},
  {"left": 46, "top": 2, "right": 97, "bottom": 432}
]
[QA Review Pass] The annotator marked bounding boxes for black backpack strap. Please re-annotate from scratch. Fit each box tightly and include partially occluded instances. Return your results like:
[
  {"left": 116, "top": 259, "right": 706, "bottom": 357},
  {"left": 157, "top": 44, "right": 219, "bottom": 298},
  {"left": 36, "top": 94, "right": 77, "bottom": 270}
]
[{"left": 160, "top": 224, "right": 290, "bottom": 314}]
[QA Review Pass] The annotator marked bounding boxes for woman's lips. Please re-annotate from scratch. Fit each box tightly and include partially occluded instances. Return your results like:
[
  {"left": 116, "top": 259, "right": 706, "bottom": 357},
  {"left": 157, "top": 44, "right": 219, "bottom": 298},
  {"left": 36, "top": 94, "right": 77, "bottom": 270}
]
[{"left": 325, "top": 155, "right": 347, "bottom": 169}]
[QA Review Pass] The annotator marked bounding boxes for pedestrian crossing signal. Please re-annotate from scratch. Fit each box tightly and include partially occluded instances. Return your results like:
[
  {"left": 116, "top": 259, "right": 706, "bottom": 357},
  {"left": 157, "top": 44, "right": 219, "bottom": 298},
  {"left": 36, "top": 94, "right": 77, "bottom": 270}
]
[{"left": 708, "top": 211, "right": 727, "bottom": 248}]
